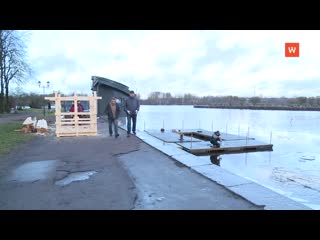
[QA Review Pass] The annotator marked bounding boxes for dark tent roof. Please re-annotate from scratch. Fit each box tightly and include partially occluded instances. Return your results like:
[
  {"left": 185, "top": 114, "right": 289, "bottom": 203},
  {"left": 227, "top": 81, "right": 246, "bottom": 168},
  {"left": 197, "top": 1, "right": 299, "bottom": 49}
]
[{"left": 91, "top": 76, "right": 130, "bottom": 95}]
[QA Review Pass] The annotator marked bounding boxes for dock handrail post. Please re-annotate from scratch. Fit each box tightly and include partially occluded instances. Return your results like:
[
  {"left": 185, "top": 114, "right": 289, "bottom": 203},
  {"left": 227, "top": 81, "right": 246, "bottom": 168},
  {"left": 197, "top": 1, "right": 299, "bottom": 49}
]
[
  {"left": 190, "top": 133, "right": 193, "bottom": 149},
  {"left": 246, "top": 130, "right": 248, "bottom": 146},
  {"left": 179, "top": 130, "right": 183, "bottom": 141},
  {"left": 226, "top": 122, "right": 228, "bottom": 134},
  {"left": 211, "top": 120, "right": 213, "bottom": 133}
]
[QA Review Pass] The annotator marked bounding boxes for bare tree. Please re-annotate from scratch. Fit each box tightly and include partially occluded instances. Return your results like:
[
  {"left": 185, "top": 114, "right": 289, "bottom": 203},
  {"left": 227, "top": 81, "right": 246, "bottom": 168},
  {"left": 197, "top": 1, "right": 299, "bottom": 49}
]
[
  {"left": 0, "top": 30, "right": 7, "bottom": 113},
  {"left": 0, "top": 30, "right": 32, "bottom": 113}
]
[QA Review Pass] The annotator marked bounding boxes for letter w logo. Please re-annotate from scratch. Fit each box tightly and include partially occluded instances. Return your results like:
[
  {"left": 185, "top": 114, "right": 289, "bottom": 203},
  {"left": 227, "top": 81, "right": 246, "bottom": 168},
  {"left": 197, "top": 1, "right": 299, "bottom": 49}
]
[{"left": 285, "top": 43, "right": 299, "bottom": 57}]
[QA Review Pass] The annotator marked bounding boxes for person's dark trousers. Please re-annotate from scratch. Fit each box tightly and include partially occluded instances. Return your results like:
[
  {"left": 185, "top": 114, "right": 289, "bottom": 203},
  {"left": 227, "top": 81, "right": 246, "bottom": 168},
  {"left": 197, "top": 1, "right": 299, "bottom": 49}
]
[
  {"left": 108, "top": 119, "right": 118, "bottom": 136},
  {"left": 127, "top": 113, "right": 137, "bottom": 134}
]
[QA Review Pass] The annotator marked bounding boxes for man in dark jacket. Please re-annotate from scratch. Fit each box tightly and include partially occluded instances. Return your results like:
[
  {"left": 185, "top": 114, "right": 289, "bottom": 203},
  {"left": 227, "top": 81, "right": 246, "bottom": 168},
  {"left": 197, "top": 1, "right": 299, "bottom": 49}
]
[
  {"left": 124, "top": 91, "right": 140, "bottom": 137},
  {"left": 105, "top": 97, "right": 121, "bottom": 138},
  {"left": 47, "top": 101, "right": 51, "bottom": 113}
]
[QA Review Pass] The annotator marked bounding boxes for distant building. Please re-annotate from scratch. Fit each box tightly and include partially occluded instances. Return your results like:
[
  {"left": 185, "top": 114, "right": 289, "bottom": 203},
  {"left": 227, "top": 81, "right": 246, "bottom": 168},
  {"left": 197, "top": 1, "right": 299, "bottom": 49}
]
[{"left": 91, "top": 76, "right": 130, "bottom": 116}]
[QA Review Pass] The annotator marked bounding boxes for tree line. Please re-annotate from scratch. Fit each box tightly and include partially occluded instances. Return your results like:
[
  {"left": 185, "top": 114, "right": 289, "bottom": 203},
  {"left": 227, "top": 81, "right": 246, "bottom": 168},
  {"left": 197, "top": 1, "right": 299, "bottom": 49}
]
[
  {"left": 140, "top": 92, "right": 320, "bottom": 108},
  {"left": 9, "top": 90, "right": 89, "bottom": 110},
  {"left": 8, "top": 90, "right": 320, "bottom": 111},
  {"left": 0, "top": 30, "right": 32, "bottom": 113}
]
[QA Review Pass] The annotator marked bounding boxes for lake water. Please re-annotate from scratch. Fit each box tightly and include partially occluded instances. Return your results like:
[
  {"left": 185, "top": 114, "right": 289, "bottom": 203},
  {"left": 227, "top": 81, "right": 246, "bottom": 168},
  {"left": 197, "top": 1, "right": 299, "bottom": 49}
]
[{"left": 135, "top": 105, "right": 320, "bottom": 209}]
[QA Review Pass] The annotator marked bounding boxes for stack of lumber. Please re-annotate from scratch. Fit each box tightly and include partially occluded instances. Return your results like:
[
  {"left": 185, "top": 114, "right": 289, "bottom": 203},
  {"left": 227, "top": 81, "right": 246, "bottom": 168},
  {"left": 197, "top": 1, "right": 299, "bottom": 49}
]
[
  {"left": 35, "top": 119, "right": 48, "bottom": 134},
  {"left": 21, "top": 117, "right": 37, "bottom": 133},
  {"left": 20, "top": 117, "right": 48, "bottom": 134}
]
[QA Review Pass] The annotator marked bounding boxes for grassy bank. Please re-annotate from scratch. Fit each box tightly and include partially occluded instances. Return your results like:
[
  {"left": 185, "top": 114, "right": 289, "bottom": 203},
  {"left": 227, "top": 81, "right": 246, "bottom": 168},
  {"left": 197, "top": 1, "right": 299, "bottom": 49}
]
[
  {"left": 0, "top": 123, "right": 35, "bottom": 157},
  {"left": 17, "top": 108, "right": 56, "bottom": 118},
  {"left": 1, "top": 108, "right": 56, "bottom": 119}
]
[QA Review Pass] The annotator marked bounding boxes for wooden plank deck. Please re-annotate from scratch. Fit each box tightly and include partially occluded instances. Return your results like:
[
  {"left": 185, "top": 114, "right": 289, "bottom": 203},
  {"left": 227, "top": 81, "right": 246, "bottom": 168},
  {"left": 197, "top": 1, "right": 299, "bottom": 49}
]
[
  {"left": 144, "top": 128, "right": 272, "bottom": 155},
  {"left": 179, "top": 129, "right": 255, "bottom": 141},
  {"left": 145, "top": 129, "right": 202, "bottom": 143},
  {"left": 56, "top": 126, "right": 98, "bottom": 137}
]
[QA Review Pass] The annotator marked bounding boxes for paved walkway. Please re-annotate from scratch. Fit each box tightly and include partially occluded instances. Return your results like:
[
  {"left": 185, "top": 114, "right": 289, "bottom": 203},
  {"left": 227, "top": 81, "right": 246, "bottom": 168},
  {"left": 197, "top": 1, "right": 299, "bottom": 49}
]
[{"left": 0, "top": 116, "right": 263, "bottom": 209}]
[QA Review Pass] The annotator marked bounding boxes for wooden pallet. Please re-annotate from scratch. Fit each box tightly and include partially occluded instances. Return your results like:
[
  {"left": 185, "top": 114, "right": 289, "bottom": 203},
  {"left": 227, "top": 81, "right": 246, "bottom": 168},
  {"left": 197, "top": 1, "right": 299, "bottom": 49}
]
[{"left": 45, "top": 92, "right": 102, "bottom": 137}]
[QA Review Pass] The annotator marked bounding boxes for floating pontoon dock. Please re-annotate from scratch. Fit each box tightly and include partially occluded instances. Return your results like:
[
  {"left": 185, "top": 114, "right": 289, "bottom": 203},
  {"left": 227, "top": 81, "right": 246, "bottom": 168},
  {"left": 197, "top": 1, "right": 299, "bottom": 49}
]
[{"left": 144, "top": 129, "right": 273, "bottom": 156}]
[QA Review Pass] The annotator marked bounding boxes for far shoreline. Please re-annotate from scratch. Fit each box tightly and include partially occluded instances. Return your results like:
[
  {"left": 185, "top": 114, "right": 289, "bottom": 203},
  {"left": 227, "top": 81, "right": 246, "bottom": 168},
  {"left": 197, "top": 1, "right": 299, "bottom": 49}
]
[
  {"left": 193, "top": 105, "right": 320, "bottom": 111},
  {"left": 138, "top": 104, "right": 320, "bottom": 111}
]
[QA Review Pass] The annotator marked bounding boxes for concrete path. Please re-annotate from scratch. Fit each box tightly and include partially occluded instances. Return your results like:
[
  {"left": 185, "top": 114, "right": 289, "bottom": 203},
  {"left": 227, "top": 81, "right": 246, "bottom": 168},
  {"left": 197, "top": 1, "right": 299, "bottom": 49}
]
[
  {"left": 0, "top": 130, "right": 137, "bottom": 209},
  {"left": 119, "top": 142, "right": 262, "bottom": 209},
  {"left": 0, "top": 117, "right": 263, "bottom": 209}
]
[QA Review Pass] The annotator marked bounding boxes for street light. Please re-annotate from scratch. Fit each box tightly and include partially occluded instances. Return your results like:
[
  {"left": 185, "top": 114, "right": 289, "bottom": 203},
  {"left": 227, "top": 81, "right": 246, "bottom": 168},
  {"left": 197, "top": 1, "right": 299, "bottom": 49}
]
[{"left": 38, "top": 80, "right": 50, "bottom": 117}]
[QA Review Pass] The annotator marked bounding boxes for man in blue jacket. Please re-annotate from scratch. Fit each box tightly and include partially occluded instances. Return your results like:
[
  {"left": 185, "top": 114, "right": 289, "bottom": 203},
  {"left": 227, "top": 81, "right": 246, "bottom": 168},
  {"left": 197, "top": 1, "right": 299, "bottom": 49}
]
[{"left": 124, "top": 91, "right": 140, "bottom": 137}]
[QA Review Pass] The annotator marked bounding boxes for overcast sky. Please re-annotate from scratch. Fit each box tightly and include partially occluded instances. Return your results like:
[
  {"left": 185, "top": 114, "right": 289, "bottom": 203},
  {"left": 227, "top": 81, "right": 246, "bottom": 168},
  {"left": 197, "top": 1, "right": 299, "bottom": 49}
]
[{"left": 20, "top": 30, "right": 320, "bottom": 99}]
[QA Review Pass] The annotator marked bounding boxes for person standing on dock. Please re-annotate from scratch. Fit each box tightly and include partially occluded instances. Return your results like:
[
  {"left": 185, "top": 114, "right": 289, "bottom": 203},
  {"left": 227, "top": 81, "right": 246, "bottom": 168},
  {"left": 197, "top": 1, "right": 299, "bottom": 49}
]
[
  {"left": 210, "top": 131, "right": 222, "bottom": 148},
  {"left": 105, "top": 97, "right": 121, "bottom": 138},
  {"left": 124, "top": 90, "right": 140, "bottom": 137}
]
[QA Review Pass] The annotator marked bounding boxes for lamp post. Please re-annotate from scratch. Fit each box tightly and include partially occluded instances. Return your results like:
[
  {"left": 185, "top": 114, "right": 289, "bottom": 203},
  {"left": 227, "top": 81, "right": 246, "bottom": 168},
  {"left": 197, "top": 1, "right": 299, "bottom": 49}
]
[{"left": 38, "top": 80, "right": 50, "bottom": 117}]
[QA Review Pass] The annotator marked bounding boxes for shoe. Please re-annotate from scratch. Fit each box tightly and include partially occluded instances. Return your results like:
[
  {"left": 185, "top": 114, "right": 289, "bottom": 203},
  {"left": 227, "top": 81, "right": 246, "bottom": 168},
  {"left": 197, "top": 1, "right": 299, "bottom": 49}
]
[
  {"left": 110, "top": 134, "right": 113, "bottom": 137},
  {"left": 115, "top": 134, "right": 119, "bottom": 138},
  {"left": 127, "top": 133, "right": 130, "bottom": 137},
  {"left": 133, "top": 132, "right": 136, "bottom": 135}
]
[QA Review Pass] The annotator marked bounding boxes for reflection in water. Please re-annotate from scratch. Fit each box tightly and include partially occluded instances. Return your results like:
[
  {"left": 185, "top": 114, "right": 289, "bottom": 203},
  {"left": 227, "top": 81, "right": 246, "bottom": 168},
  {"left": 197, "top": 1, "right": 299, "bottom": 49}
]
[
  {"left": 210, "top": 155, "right": 222, "bottom": 166},
  {"left": 245, "top": 152, "right": 248, "bottom": 167},
  {"left": 55, "top": 171, "right": 97, "bottom": 186},
  {"left": 7, "top": 160, "right": 58, "bottom": 182}
]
